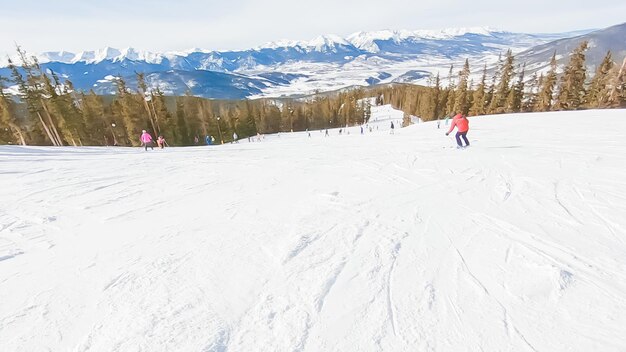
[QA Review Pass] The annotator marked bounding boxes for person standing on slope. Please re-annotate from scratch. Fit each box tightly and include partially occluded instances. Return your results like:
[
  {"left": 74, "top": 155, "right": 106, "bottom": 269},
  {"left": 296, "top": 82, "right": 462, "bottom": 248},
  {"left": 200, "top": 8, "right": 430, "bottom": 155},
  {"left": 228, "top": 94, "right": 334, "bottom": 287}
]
[
  {"left": 140, "top": 130, "right": 154, "bottom": 151},
  {"left": 445, "top": 113, "right": 470, "bottom": 148},
  {"left": 390, "top": 121, "right": 395, "bottom": 134}
]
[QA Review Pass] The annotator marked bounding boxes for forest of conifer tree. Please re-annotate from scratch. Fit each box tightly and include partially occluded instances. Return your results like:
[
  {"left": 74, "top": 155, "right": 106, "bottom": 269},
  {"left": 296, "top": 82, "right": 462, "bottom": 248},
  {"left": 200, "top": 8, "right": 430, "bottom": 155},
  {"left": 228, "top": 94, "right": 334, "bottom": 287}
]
[{"left": 1, "top": 42, "right": 625, "bottom": 146}]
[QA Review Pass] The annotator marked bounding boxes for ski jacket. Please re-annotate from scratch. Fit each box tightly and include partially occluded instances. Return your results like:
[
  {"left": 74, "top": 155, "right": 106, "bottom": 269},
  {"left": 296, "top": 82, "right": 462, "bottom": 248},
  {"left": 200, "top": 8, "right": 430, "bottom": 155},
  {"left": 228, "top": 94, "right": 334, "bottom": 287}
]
[
  {"left": 140, "top": 132, "right": 153, "bottom": 143},
  {"left": 447, "top": 114, "right": 469, "bottom": 133}
]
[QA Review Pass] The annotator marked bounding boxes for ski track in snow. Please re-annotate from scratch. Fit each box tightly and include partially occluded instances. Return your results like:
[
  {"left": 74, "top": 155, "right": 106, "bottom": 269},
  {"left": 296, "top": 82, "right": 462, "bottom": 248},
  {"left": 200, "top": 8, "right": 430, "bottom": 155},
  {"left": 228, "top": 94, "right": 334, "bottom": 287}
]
[{"left": 1, "top": 109, "right": 626, "bottom": 351}]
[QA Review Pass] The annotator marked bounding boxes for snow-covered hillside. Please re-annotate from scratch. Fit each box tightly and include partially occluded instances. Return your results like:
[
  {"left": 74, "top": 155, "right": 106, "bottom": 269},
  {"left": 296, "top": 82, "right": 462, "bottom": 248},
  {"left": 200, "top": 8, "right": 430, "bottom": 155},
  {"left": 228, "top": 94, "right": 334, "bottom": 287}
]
[{"left": 1, "top": 110, "right": 626, "bottom": 351}]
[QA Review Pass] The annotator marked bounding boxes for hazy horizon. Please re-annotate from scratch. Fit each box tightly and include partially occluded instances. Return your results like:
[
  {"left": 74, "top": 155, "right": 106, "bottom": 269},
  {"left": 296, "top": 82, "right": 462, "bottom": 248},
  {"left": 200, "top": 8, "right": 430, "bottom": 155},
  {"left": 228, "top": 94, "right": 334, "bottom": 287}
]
[{"left": 2, "top": 0, "right": 626, "bottom": 57}]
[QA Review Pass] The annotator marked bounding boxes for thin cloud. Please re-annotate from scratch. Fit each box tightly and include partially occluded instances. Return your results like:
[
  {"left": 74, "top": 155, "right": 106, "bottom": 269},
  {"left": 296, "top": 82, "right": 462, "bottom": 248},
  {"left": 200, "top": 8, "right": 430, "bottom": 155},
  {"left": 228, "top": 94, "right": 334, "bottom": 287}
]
[{"left": 1, "top": 0, "right": 625, "bottom": 56}]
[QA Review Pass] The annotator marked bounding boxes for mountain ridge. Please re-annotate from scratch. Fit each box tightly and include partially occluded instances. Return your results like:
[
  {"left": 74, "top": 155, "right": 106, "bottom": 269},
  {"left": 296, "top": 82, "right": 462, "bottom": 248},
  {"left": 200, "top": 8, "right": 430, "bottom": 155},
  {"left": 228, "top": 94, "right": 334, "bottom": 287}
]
[
  {"left": 1, "top": 27, "right": 589, "bottom": 67},
  {"left": 2, "top": 24, "right": 623, "bottom": 99}
]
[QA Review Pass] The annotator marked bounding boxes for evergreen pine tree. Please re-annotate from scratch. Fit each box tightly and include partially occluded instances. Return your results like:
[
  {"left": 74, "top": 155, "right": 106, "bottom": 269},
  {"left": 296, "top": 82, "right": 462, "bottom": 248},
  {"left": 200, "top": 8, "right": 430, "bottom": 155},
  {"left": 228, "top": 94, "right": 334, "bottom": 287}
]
[
  {"left": 490, "top": 50, "right": 515, "bottom": 113},
  {"left": 151, "top": 88, "right": 174, "bottom": 139},
  {"left": 364, "top": 99, "right": 372, "bottom": 123},
  {"left": 505, "top": 64, "right": 525, "bottom": 113},
  {"left": 114, "top": 77, "right": 145, "bottom": 145},
  {"left": 585, "top": 51, "right": 614, "bottom": 108},
  {"left": 175, "top": 98, "right": 190, "bottom": 145},
  {"left": 42, "top": 72, "right": 83, "bottom": 146},
  {"left": 445, "top": 65, "right": 456, "bottom": 115},
  {"left": 469, "top": 65, "right": 487, "bottom": 116},
  {"left": 522, "top": 72, "right": 540, "bottom": 112},
  {"left": 7, "top": 50, "right": 59, "bottom": 145},
  {"left": 453, "top": 59, "right": 471, "bottom": 115},
  {"left": 555, "top": 41, "right": 588, "bottom": 110},
  {"left": 80, "top": 90, "right": 108, "bottom": 145},
  {"left": 0, "top": 75, "right": 27, "bottom": 145},
  {"left": 486, "top": 54, "right": 503, "bottom": 114},
  {"left": 536, "top": 52, "right": 558, "bottom": 112},
  {"left": 431, "top": 73, "right": 442, "bottom": 119},
  {"left": 608, "top": 57, "right": 626, "bottom": 107}
]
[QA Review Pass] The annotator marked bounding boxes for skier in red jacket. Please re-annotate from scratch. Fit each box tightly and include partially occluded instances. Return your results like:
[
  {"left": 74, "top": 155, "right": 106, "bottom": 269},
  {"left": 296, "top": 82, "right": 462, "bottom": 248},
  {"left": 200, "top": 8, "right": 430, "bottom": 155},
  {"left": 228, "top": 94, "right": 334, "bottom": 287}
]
[{"left": 445, "top": 113, "right": 469, "bottom": 148}]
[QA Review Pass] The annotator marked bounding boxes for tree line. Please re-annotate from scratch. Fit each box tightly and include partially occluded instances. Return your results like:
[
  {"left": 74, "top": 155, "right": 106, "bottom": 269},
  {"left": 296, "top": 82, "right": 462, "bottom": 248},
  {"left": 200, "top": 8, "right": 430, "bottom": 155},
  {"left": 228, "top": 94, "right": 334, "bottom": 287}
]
[
  {"left": 1, "top": 42, "right": 625, "bottom": 146},
  {"left": 0, "top": 47, "right": 375, "bottom": 146},
  {"left": 377, "top": 41, "right": 625, "bottom": 122}
]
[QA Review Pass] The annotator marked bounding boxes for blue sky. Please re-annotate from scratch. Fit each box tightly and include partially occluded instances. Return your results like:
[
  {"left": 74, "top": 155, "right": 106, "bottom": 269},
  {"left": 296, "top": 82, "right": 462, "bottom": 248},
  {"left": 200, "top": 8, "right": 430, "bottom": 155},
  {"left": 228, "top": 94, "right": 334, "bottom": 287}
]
[{"left": 1, "top": 0, "right": 625, "bottom": 55}]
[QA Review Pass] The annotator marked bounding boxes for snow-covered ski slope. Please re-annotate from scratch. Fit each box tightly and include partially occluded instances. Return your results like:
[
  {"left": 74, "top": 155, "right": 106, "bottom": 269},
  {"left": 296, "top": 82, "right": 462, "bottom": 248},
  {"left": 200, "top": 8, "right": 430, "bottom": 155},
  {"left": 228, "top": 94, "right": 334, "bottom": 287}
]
[{"left": 1, "top": 110, "right": 626, "bottom": 352}]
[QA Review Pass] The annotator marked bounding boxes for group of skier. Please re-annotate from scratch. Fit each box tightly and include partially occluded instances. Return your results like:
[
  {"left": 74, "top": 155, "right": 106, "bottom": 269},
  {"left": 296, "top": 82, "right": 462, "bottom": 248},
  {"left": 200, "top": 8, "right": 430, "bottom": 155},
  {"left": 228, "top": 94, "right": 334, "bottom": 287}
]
[
  {"left": 138, "top": 111, "right": 470, "bottom": 151},
  {"left": 140, "top": 130, "right": 168, "bottom": 151}
]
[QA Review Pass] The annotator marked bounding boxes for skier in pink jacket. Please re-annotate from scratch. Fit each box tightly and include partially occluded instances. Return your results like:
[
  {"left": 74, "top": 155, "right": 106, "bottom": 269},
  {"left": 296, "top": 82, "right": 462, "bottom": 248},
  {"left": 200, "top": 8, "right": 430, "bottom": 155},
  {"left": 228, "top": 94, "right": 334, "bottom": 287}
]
[
  {"left": 140, "top": 130, "right": 154, "bottom": 151},
  {"left": 445, "top": 114, "right": 470, "bottom": 148}
]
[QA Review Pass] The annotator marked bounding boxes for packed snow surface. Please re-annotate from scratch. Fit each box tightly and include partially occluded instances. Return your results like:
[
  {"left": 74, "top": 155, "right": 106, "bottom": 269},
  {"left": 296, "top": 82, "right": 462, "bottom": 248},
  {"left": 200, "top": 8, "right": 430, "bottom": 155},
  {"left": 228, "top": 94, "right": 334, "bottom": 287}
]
[{"left": 1, "top": 110, "right": 626, "bottom": 351}]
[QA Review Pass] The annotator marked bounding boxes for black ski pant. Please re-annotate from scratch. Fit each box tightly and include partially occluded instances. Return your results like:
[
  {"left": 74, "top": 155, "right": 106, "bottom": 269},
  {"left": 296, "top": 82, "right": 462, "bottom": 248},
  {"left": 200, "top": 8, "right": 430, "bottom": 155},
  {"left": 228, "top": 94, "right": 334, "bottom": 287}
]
[{"left": 455, "top": 132, "right": 469, "bottom": 147}]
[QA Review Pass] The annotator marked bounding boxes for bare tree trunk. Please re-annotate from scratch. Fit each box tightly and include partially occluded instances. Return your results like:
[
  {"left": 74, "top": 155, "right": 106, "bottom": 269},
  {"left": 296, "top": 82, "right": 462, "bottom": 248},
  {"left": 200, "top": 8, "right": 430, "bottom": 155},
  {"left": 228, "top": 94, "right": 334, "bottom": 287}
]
[
  {"left": 36, "top": 111, "right": 58, "bottom": 146},
  {"left": 199, "top": 101, "right": 208, "bottom": 136},
  {"left": 146, "top": 103, "right": 158, "bottom": 137},
  {"left": 9, "top": 123, "right": 27, "bottom": 145},
  {"left": 149, "top": 99, "right": 161, "bottom": 133},
  {"left": 40, "top": 101, "right": 64, "bottom": 146}
]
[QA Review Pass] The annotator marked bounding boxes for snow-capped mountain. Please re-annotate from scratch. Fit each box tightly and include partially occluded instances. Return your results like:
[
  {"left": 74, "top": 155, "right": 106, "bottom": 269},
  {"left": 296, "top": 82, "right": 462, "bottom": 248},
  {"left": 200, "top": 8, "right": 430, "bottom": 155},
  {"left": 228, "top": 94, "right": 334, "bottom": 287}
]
[
  {"left": 1, "top": 25, "right": 615, "bottom": 99},
  {"left": 513, "top": 22, "right": 626, "bottom": 76},
  {"left": 34, "top": 47, "right": 165, "bottom": 65}
]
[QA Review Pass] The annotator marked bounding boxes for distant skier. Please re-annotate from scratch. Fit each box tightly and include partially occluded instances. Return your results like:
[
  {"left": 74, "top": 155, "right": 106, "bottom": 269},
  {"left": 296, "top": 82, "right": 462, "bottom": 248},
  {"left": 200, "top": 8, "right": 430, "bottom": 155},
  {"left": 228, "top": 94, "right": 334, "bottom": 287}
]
[
  {"left": 233, "top": 132, "right": 239, "bottom": 143},
  {"left": 445, "top": 113, "right": 470, "bottom": 148},
  {"left": 325, "top": 129, "right": 329, "bottom": 137},
  {"left": 205, "top": 135, "right": 211, "bottom": 145},
  {"left": 437, "top": 119, "right": 441, "bottom": 129},
  {"left": 140, "top": 130, "right": 154, "bottom": 151},
  {"left": 360, "top": 126, "right": 364, "bottom": 135},
  {"left": 194, "top": 135, "right": 199, "bottom": 145},
  {"left": 390, "top": 121, "right": 395, "bottom": 134}
]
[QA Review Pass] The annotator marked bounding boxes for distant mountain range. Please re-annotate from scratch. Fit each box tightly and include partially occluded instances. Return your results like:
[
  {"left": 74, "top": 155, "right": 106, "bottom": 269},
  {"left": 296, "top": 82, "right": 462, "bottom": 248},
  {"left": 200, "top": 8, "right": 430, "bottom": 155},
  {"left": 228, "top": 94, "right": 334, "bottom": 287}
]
[
  {"left": 515, "top": 22, "right": 626, "bottom": 76},
  {"left": 1, "top": 24, "right": 624, "bottom": 100}
]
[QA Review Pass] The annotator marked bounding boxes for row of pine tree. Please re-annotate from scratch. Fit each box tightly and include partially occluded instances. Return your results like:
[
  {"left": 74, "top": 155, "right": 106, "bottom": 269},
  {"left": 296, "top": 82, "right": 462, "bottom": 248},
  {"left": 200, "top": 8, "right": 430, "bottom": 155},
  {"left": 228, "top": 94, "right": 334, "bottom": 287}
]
[
  {"left": 384, "top": 42, "right": 625, "bottom": 122},
  {"left": 1, "top": 42, "right": 625, "bottom": 146},
  {"left": 0, "top": 47, "right": 373, "bottom": 146}
]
